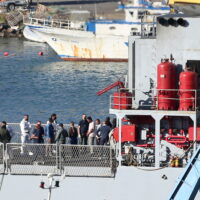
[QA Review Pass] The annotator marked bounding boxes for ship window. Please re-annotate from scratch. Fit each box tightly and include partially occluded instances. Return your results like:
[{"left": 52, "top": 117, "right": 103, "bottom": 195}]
[
  {"left": 109, "top": 26, "right": 116, "bottom": 30},
  {"left": 131, "top": 28, "right": 137, "bottom": 31},
  {"left": 138, "top": 11, "right": 145, "bottom": 19},
  {"left": 186, "top": 60, "right": 200, "bottom": 75},
  {"left": 132, "top": 32, "right": 137, "bottom": 36}
]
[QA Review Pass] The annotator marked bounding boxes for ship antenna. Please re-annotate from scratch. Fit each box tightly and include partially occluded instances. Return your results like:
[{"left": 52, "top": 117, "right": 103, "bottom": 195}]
[
  {"left": 170, "top": 54, "right": 174, "bottom": 62},
  {"left": 39, "top": 173, "right": 66, "bottom": 200}
]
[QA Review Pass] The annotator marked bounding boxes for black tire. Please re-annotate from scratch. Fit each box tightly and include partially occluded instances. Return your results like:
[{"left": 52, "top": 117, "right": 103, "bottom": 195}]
[{"left": 7, "top": 3, "right": 15, "bottom": 12}]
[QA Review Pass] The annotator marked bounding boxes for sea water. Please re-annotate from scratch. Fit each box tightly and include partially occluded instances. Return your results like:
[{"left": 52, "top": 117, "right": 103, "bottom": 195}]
[{"left": 0, "top": 38, "right": 127, "bottom": 124}]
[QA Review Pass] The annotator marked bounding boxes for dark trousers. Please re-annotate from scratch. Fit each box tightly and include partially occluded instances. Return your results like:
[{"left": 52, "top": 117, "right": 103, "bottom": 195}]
[
  {"left": 70, "top": 137, "right": 77, "bottom": 145},
  {"left": 100, "top": 137, "right": 108, "bottom": 145},
  {"left": 80, "top": 135, "right": 87, "bottom": 145},
  {"left": 31, "top": 139, "right": 39, "bottom": 144}
]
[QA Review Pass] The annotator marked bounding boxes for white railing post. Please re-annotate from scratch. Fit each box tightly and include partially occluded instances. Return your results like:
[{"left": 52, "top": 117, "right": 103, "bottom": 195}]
[
  {"left": 118, "top": 115, "right": 123, "bottom": 167},
  {"left": 191, "top": 115, "right": 197, "bottom": 151},
  {"left": 152, "top": 114, "right": 162, "bottom": 168}
]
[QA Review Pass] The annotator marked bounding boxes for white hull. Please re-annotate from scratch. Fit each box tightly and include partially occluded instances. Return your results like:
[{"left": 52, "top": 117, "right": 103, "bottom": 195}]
[
  {"left": 24, "top": 26, "right": 129, "bottom": 61},
  {"left": 42, "top": 32, "right": 128, "bottom": 61},
  {"left": 23, "top": 26, "right": 46, "bottom": 43},
  {"left": 2, "top": 166, "right": 199, "bottom": 200}
]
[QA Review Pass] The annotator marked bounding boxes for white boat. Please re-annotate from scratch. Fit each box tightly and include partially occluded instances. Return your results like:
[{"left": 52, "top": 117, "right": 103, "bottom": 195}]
[{"left": 23, "top": 0, "right": 170, "bottom": 61}]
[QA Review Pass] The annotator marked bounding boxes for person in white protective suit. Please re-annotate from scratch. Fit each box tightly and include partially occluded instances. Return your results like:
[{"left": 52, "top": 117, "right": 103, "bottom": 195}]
[{"left": 20, "top": 114, "right": 31, "bottom": 154}]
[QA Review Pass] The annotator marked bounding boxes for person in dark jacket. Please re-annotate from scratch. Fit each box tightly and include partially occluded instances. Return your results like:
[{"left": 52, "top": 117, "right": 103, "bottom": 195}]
[
  {"left": 45, "top": 118, "right": 55, "bottom": 144},
  {"left": 111, "top": 118, "right": 117, "bottom": 129},
  {"left": 55, "top": 123, "right": 68, "bottom": 145},
  {"left": 45, "top": 118, "right": 55, "bottom": 156},
  {"left": 69, "top": 121, "right": 78, "bottom": 145},
  {"left": 105, "top": 117, "right": 112, "bottom": 128},
  {"left": 30, "top": 121, "right": 44, "bottom": 144},
  {"left": 96, "top": 120, "right": 111, "bottom": 145},
  {"left": 78, "top": 114, "right": 89, "bottom": 145},
  {"left": 69, "top": 121, "right": 79, "bottom": 157},
  {"left": 0, "top": 121, "right": 11, "bottom": 148}
]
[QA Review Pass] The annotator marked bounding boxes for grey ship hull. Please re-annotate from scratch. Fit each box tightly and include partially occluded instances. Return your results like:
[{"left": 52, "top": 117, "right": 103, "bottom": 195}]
[{"left": 1, "top": 166, "right": 199, "bottom": 200}]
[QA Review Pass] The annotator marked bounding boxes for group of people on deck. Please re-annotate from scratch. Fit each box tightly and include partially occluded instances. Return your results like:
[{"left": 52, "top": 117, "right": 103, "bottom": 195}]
[{"left": 18, "top": 113, "right": 116, "bottom": 146}]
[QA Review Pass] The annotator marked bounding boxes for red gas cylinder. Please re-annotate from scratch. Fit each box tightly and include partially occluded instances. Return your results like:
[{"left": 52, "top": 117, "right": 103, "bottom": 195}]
[
  {"left": 157, "top": 60, "right": 177, "bottom": 110},
  {"left": 179, "top": 71, "right": 197, "bottom": 111},
  {"left": 113, "top": 90, "right": 132, "bottom": 110}
]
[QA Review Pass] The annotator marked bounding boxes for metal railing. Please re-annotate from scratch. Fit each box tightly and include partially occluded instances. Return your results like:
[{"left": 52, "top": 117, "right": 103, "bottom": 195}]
[
  {"left": 6, "top": 143, "right": 59, "bottom": 175},
  {"left": 23, "top": 17, "right": 86, "bottom": 31},
  {"left": 110, "top": 88, "right": 199, "bottom": 111},
  {"left": 0, "top": 143, "right": 4, "bottom": 174},
  {"left": 1, "top": 143, "right": 116, "bottom": 177},
  {"left": 60, "top": 145, "right": 115, "bottom": 177}
]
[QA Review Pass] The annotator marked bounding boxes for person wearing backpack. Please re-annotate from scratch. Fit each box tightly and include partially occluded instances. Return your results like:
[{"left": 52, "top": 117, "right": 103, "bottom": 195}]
[{"left": 55, "top": 123, "right": 68, "bottom": 145}]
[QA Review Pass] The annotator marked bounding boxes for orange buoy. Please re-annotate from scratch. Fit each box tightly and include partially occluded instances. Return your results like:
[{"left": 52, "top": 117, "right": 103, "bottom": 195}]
[
  {"left": 4, "top": 52, "right": 9, "bottom": 56},
  {"left": 38, "top": 52, "right": 44, "bottom": 56}
]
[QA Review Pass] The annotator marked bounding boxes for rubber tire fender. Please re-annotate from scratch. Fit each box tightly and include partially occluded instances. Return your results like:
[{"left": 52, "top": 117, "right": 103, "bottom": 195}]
[{"left": 7, "top": 3, "right": 15, "bottom": 12}]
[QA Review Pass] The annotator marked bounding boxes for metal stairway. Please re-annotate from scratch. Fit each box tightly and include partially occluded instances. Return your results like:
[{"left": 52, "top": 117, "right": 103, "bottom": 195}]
[{"left": 169, "top": 146, "right": 200, "bottom": 200}]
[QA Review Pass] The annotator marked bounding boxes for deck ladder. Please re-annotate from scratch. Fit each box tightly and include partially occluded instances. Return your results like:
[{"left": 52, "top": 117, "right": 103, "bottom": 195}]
[{"left": 169, "top": 145, "right": 200, "bottom": 200}]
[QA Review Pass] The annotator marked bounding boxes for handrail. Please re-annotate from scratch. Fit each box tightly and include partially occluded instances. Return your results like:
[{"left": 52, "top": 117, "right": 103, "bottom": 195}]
[
  {"left": 168, "top": 145, "right": 200, "bottom": 200},
  {"left": 23, "top": 17, "right": 86, "bottom": 31},
  {"left": 109, "top": 88, "right": 200, "bottom": 111},
  {"left": 0, "top": 143, "right": 115, "bottom": 177}
]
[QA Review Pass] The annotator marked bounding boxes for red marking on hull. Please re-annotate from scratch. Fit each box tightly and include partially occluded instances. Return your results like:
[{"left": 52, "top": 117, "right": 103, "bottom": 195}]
[{"left": 61, "top": 57, "right": 128, "bottom": 62}]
